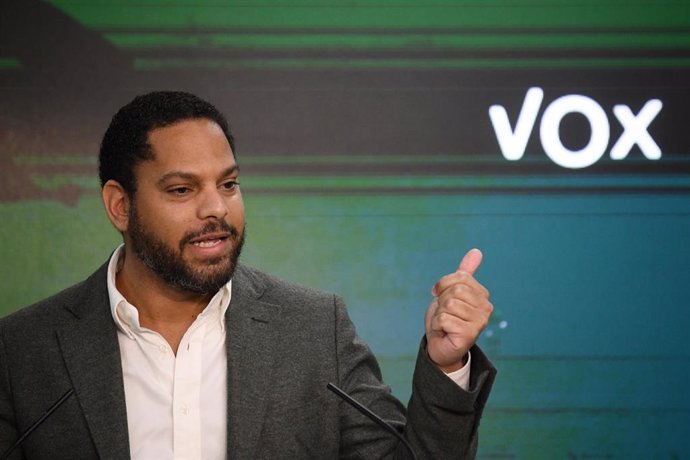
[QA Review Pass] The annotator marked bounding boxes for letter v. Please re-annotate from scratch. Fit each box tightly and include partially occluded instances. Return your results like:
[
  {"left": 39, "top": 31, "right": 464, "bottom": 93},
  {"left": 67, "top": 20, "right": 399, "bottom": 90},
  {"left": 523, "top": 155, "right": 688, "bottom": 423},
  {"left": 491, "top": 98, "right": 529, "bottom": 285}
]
[{"left": 489, "top": 87, "right": 544, "bottom": 160}]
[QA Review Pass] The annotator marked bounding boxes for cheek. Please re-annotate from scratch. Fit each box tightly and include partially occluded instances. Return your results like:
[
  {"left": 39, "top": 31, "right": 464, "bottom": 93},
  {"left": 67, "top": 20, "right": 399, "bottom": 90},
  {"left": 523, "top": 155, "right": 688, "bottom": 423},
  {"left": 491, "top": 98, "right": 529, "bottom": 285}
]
[
  {"left": 142, "top": 203, "right": 193, "bottom": 240},
  {"left": 228, "top": 198, "right": 245, "bottom": 224}
]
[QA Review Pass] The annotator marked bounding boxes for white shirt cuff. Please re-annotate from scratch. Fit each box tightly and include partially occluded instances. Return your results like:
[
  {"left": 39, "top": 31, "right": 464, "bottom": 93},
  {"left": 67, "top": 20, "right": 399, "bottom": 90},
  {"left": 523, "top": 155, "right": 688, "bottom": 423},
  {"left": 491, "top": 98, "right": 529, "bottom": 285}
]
[{"left": 444, "top": 351, "right": 471, "bottom": 391}]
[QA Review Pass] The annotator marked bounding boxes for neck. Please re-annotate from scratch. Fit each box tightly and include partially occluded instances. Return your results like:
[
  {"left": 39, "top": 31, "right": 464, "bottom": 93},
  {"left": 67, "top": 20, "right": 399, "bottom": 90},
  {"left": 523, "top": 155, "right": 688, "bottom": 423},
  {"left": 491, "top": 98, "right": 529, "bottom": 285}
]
[{"left": 116, "top": 248, "right": 214, "bottom": 353}]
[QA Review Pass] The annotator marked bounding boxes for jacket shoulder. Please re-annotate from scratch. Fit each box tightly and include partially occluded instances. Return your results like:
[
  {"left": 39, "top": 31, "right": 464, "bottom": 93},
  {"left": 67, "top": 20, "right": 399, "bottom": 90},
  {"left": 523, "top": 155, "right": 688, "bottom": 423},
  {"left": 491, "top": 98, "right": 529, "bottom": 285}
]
[
  {"left": 0, "top": 262, "right": 108, "bottom": 329},
  {"left": 235, "top": 264, "right": 336, "bottom": 304}
]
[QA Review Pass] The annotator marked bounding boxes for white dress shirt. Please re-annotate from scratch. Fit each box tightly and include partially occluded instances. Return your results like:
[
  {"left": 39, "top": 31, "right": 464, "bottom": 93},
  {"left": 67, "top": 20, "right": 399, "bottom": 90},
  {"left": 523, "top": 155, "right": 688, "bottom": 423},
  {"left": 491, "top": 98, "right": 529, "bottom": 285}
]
[
  {"left": 107, "top": 245, "right": 230, "bottom": 460},
  {"left": 106, "top": 245, "right": 470, "bottom": 459}
]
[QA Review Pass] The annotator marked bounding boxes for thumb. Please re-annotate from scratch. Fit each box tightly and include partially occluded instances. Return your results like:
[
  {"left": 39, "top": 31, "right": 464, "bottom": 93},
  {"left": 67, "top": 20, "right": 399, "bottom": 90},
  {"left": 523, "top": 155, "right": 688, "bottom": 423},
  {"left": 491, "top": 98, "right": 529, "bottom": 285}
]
[{"left": 457, "top": 248, "right": 483, "bottom": 275}]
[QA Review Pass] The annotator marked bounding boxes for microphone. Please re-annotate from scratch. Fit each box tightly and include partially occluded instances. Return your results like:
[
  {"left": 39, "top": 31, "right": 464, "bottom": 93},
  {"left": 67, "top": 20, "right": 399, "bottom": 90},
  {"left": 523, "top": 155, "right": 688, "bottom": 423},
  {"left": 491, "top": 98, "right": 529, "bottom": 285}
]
[
  {"left": 0, "top": 388, "right": 74, "bottom": 460},
  {"left": 327, "top": 382, "right": 418, "bottom": 460}
]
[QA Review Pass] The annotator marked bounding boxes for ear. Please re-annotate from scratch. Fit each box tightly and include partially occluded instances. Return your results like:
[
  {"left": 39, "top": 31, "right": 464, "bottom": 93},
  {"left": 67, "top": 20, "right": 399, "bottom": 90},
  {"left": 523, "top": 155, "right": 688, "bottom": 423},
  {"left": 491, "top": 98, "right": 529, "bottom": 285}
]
[{"left": 102, "top": 180, "right": 131, "bottom": 233}]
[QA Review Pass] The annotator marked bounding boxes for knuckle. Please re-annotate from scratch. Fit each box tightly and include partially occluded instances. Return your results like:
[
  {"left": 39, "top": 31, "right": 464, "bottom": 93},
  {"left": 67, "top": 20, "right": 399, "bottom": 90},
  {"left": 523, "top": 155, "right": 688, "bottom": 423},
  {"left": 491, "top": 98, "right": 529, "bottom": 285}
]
[
  {"left": 450, "top": 284, "right": 466, "bottom": 297},
  {"left": 435, "top": 311, "right": 451, "bottom": 327},
  {"left": 444, "top": 298, "right": 463, "bottom": 312}
]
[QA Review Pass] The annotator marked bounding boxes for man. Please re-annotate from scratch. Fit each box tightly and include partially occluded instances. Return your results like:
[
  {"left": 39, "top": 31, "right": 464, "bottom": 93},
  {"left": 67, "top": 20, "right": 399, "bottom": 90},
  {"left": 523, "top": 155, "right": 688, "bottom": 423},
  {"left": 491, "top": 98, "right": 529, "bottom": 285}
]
[{"left": 0, "top": 91, "right": 496, "bottom": 459}]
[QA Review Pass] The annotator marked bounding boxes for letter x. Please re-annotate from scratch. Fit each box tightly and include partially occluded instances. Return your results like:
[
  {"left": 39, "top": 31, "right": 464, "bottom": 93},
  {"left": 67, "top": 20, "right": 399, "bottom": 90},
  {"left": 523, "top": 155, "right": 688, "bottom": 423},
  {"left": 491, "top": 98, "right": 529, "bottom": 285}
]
[{"left": 610, "top": 99, "right": 663, "bottom": 160}]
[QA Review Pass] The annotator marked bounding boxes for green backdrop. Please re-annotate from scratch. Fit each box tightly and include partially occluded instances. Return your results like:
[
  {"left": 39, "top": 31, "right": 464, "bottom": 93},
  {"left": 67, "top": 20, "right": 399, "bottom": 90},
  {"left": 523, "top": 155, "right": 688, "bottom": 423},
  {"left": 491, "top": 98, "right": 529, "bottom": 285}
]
[{"left": 1, "top": 1, "right": 689, "bottom": 457}]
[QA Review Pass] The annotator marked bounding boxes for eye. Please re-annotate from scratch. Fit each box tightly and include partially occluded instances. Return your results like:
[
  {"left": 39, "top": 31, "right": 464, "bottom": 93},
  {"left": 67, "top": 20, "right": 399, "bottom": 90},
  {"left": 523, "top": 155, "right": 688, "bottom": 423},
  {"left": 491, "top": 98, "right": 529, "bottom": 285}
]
[
  {"left": 221, "top": 180, "right": 240, "bottom": 191},
  {"left": 168, "top": 186, "right": 191, "bottom": 195}
]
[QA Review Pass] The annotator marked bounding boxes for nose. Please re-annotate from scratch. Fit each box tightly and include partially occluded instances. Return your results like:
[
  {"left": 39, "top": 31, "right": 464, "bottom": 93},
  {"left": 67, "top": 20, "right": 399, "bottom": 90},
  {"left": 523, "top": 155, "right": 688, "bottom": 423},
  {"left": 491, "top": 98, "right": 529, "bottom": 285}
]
[{"left": 197, "top": 187, "right": 228, "bottom": 220}]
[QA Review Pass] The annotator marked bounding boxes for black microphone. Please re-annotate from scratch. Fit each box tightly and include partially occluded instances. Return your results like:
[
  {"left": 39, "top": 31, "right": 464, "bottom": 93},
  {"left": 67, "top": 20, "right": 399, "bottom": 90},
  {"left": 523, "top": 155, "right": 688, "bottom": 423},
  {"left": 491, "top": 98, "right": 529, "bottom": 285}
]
[
  {"left": 327, "top": 382, "right": 418, "bottom": 460},
  {"left": 0, "top": 388, "right": 74, "bottom": 460}
]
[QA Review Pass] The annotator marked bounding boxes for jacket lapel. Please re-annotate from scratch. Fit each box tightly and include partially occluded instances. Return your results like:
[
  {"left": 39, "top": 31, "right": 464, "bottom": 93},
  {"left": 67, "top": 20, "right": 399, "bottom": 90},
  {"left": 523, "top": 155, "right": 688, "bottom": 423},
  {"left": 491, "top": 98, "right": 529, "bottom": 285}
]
[
  {"left": 225, "top": 266, "right": 282, "bottom": 458},
  {"left": 56, "top": 264, "right": 131, "bottom": 459},
  {"left": 52, "top": 262, "right": 281, "bottom": 458}
]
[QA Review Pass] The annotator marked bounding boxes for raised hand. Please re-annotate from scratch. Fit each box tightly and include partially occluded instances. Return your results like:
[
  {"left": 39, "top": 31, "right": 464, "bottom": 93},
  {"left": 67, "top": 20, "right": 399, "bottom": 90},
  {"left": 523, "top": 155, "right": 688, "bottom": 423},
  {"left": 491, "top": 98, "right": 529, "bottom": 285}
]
[{"left": 425, "top": 249, "right": 493, "bottom": 373}]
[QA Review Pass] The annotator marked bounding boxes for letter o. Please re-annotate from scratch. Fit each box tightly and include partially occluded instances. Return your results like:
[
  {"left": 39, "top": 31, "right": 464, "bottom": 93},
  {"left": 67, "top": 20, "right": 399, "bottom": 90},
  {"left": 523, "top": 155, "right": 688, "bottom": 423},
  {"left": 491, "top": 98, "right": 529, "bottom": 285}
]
[{"left": 539, "top": 95, "right": 610, "bottom": 169}]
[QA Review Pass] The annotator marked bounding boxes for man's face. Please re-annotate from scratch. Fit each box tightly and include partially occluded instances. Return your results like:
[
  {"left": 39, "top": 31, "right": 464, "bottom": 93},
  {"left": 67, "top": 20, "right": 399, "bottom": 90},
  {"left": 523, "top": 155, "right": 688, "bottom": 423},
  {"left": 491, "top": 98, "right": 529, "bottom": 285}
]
[{"left": 125, "top": 118, "right": 245, "bottom": 294}]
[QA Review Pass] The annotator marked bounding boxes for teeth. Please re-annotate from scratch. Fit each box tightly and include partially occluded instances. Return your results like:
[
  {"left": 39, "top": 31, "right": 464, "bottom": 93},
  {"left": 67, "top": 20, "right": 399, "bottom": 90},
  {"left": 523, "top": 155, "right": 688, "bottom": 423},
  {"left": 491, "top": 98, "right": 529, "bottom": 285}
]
[{"left": 193, "top": 239, "right": 221, "bottom": 248}]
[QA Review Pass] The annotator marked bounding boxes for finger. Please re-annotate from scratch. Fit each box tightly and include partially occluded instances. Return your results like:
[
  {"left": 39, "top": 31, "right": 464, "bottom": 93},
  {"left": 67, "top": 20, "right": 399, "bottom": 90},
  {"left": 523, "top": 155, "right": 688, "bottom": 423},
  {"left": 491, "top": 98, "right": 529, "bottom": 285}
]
[
  {"left": 424, "top": 298, "right": 439, "bottom": 331},
  {"left": 436, "top": 296, "right": 492, "bottom": 324},
  {"left": 431, "top": 248, "right": 484, "bottom": 296},
  {"left": 457, "top": 248, "right": 483, "bottom": 275},
  {"left": 433, "top": 271, "right": 490, "bottom": 299},
  {"left": 436, "top": 283, "right": 490, "bottom": 312},
  {"left": 429, "top": 309, "right": 470, "bottom": 335}
]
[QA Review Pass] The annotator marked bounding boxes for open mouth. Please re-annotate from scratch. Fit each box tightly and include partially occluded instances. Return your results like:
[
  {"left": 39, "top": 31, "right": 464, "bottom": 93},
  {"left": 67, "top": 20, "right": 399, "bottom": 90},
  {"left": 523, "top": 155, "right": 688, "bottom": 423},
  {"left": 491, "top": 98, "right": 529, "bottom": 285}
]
[
  {"left": 192, "top": 238, "right": 224, "bottom": 248},
  {"left": 188, "top": 232, "right": 231, "bottom": 248}
]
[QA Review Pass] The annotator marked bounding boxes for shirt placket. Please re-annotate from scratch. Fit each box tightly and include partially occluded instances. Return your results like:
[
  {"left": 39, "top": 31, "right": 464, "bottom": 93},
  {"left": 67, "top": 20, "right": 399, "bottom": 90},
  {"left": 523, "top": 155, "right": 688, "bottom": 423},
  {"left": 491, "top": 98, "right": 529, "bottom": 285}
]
[{"left": 173, "top": 320, "right": 206, "bottom": 459}]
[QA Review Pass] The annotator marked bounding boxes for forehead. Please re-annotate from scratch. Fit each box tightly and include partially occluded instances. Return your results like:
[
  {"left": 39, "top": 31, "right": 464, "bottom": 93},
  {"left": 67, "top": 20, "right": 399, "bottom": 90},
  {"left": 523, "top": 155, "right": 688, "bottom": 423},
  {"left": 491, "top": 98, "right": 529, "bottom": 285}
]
[{"left": 145, "top": 118, "right": 235, "bottom": 172}]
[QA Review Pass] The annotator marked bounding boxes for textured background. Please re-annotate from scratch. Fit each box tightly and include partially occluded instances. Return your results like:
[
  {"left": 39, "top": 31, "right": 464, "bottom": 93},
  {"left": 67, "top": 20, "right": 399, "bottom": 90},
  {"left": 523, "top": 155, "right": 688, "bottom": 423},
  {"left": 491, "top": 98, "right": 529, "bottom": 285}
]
[{"left": 1, "top": 1, "right": 689, "bottom": 457}]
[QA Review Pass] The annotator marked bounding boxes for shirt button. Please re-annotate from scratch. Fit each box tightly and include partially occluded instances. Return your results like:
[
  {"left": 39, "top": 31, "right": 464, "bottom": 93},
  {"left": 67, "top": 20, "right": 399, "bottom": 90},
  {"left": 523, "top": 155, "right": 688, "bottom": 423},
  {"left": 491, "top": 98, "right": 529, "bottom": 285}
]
[
  {"left": 179, "top": 404, "right": 188, "bottom": 415},
  {"left": 159, "top": 345, "right": 168, "bottom": 353}
]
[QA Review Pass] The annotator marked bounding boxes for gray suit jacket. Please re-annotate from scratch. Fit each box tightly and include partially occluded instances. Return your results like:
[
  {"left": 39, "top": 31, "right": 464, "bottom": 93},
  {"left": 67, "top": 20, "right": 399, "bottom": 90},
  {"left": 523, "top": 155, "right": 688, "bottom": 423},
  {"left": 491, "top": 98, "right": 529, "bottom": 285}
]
[{"left": 0, "top": 263, "right": 496, "bottom": 459}]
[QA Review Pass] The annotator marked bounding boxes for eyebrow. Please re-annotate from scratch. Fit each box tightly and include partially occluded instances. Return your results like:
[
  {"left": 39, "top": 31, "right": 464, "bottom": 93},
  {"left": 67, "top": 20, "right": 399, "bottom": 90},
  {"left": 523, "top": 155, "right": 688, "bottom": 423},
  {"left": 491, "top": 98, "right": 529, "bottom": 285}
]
[{"left": 156, "top": 165, "right": 239, "bottom": 187}]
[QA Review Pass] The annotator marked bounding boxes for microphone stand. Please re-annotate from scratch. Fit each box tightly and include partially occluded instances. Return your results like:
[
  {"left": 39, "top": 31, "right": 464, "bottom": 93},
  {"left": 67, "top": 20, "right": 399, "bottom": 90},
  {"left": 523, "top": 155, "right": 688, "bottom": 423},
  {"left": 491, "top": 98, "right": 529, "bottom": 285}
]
[
  {"left": 327, "top": 383, "right": 419, "bottom": 460},
  {"left": 0, "top": 389, "right": 74, "bottom": 460}
]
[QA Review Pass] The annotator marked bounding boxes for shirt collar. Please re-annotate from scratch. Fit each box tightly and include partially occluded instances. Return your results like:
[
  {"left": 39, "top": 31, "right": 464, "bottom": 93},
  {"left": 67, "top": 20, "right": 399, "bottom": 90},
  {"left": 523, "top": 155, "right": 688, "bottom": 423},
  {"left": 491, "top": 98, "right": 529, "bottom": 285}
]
[{"left": 107, "top": 244, "right": 232, "bottom": 339}]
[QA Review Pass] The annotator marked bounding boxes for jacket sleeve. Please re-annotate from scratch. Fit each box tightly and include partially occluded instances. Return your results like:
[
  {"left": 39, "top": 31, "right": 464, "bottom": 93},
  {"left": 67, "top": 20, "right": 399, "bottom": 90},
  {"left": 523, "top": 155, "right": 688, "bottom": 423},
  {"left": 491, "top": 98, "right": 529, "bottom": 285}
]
[
  {"left": 405, "top": 338, "right": 496, "bottom": 459},
  {"left": 332, "top": 295, "right": 496, "bottom": 459}
]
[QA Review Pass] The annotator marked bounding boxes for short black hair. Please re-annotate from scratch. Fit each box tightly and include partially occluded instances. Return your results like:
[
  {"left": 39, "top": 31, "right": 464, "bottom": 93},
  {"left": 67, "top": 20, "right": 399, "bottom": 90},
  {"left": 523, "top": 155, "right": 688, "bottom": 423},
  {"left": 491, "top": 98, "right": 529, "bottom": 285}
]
[{"left": 99, "top": 91, "right": 235, "bottom": 196}]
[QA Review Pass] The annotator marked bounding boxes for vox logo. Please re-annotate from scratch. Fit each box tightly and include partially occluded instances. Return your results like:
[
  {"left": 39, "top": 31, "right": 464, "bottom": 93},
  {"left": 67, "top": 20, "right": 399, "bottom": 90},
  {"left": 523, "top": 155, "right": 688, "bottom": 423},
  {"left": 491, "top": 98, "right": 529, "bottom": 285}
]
[{"left": 488, "top": 87, "right": 663, "bottom": 169}]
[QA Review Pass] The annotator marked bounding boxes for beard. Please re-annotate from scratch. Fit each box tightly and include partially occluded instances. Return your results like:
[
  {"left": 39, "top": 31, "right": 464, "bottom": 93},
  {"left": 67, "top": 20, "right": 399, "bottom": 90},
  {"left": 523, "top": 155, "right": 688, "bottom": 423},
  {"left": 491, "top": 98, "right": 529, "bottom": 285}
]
[{"left": 127, "top": 204, "right": 245, "bottom": 295}]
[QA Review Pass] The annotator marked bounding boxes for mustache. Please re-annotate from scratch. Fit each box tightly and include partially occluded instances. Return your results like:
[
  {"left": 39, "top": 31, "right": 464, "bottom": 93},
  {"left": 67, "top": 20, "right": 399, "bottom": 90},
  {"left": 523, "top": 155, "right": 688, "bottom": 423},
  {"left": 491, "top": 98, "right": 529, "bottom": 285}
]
[{"left": 179, "top": 220, "right": 240, "bottom": 249}]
